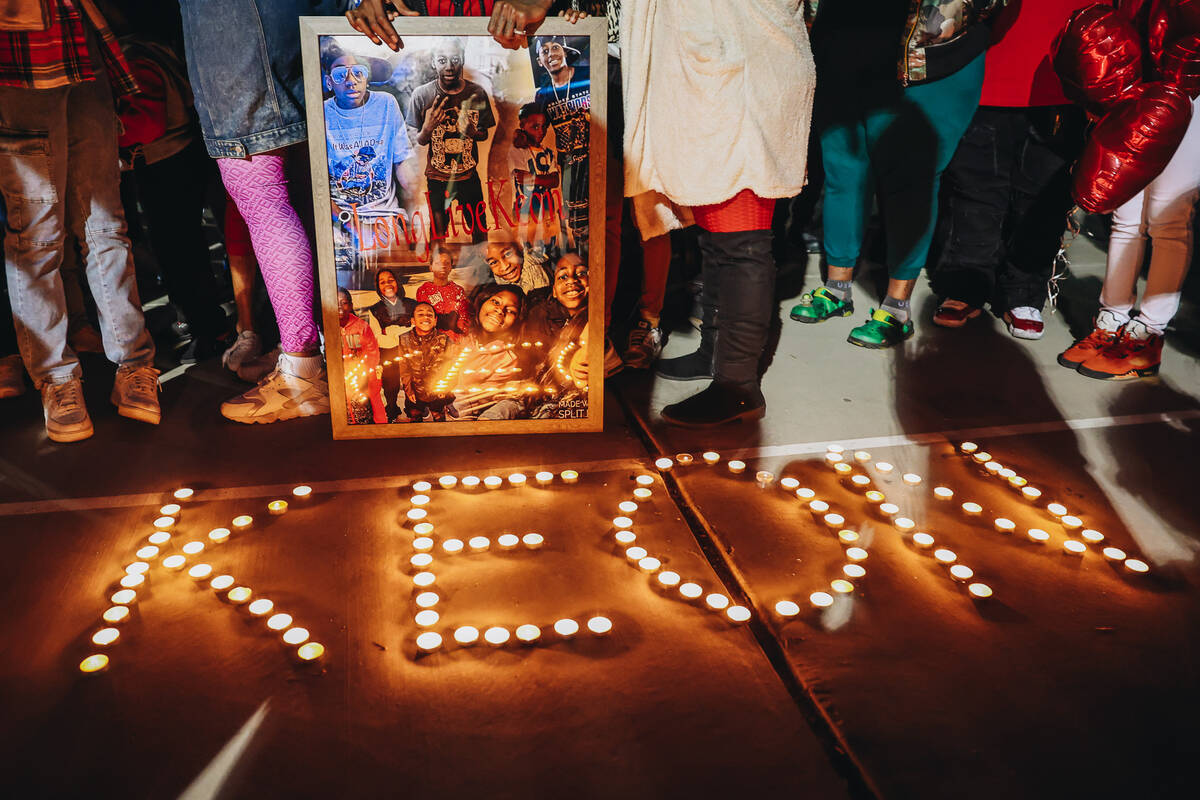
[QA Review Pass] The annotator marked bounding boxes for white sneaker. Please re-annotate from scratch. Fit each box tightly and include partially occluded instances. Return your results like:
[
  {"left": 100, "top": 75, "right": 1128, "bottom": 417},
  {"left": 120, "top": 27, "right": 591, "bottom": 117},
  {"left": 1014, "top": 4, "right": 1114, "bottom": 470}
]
[
  {"left": 220, "top": 353, "right": 330, "bottom": 424},
  {"left": 111, "top": 364, "right": 162, "bottom": 424},
  {"left": 1003, "top": 306, "right": 1044, "bottom": 340},
  {"left": 42, "top": 376, "right": 93, "bottom": 442},
  {"left": 222, "top": 330, "right": 262, "bottom": 373},
  {"left": 0, "top": 354, "right": 26, "bottom": 399}
]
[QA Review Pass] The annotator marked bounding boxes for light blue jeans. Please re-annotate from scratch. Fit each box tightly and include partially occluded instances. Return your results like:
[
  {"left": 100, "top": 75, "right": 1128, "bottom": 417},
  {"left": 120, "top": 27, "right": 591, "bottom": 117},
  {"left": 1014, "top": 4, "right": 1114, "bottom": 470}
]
[{"left": 0, "top": 28, "right": 153, "bottom": 387}]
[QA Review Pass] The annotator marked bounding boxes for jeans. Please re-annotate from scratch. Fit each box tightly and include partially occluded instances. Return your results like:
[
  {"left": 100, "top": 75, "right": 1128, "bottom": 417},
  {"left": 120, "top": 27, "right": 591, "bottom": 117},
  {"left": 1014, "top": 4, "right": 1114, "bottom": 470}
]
[
  {"left": 0, "top": 29, "right": 154, "bottom": 387},
  {"left": 930, "top": 105, "right": 1086, "bottom": 312}
]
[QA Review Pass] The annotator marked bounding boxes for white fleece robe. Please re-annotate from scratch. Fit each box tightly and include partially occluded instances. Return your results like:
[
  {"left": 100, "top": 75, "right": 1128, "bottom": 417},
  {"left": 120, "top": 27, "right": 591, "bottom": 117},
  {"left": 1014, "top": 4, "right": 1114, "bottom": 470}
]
[{"left": 620, "top": 0, "right": 816, "bottom": 238}]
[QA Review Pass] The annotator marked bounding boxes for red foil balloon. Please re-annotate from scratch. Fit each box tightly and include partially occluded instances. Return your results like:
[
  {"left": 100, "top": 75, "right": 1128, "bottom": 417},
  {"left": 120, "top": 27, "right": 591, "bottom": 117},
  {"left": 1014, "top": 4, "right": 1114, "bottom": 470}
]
[
  {"left": 1073, "top": 82, "right": 1194, "bottom": 213},
  {"left": 1054, "top": 4, "right": 1144, "bottom": 115},
  {"left": 1159, "top": 34, "right": 1200, "bottom": 97}
]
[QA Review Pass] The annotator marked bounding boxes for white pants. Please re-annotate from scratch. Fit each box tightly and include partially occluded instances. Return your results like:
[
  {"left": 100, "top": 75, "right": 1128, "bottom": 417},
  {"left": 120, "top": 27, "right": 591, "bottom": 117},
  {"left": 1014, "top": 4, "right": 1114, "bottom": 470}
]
[{"left": 1100, "top": 98, "right": 1200, "bottom": 334}]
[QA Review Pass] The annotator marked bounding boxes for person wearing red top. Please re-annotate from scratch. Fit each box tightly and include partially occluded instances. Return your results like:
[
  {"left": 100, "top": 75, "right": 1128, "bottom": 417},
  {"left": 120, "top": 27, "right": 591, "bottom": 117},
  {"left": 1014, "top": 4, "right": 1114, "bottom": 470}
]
[
  {"left": 929, "top": 1, "right": 1092, "bottom": 341},
  {"left": 0, "top": 0, "right": 160, "bottom": 443},
  {"left": 414, "top": 242, "right": 471, "bottom": 336},
  {"left": 338, "top": 288, "right": 386, "bottom": 424}
]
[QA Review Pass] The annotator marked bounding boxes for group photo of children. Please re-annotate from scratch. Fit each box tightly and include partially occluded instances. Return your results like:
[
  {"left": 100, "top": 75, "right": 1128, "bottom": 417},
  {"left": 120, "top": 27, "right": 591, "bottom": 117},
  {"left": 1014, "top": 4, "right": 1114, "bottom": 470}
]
[{"left": 318, "top": 30, "right": 596, "bottom": 428}]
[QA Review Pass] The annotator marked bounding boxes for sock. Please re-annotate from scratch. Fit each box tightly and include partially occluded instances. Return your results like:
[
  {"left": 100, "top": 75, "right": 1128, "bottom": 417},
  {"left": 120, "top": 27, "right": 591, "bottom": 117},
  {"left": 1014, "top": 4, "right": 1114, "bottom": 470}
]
[
  {"left": 881, "top": 295, "right": 910, "bottom": 323},
  {"left": 1095, "top": 308, "right": 1127, "bottom": 332},
  {"left": 280, "top": 352, "right": 324, "bottom": 379},
  {"left": 824, "top": 279, "right": 853, "bottom": 302},
  {"left": 1125, "top": 317, "right": 1159, "bottom": 340}
]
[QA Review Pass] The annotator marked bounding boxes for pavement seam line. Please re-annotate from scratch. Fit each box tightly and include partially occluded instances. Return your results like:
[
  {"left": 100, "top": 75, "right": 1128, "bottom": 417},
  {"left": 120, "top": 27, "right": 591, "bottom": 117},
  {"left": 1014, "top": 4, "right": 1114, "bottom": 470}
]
[{"left": 613, "top": 394, "right": 883, "bottom": 800}]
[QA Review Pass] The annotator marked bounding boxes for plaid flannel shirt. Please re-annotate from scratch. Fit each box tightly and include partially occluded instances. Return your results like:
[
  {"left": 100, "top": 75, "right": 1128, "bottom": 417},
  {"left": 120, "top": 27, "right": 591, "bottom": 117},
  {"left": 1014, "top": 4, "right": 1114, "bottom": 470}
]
[{"left": 0, "top": 0, "right": 137, "bottom": 95}]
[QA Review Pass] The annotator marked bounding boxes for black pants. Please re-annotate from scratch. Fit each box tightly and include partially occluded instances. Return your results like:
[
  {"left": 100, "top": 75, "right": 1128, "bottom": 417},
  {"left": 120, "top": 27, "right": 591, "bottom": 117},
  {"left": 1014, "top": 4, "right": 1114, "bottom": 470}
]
[
  {"left": 929, "top": 105, "right": 1086, "bottom": 312},
  {"left": 379, "top": 346, "right": 402, "bottom": 421},
  {"left": 131, "top": 139, "right": 228, "bottom": 341},
  {"left": 700, "top": 228, "right": 775, "bottom": 390},
  {"left": 427, "top": 175, "right": 486, "bottom": 244}
]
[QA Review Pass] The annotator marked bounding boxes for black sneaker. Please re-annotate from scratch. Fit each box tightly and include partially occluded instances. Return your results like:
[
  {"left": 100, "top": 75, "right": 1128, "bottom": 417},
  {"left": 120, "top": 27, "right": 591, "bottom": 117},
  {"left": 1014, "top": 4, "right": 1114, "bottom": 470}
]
[
  {"left": 654, "top": 349, "right": 713, "bottom": 382},
  {"left": 660, "top": 382, "right": 765, "bottom": 428}
]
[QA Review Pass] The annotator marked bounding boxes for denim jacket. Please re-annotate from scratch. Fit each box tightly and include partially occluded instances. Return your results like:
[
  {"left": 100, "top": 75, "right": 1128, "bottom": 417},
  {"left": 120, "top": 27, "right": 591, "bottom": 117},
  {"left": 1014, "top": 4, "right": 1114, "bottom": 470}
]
[{"left": 178, "top": 0, "right": 342, "bottom": 158}]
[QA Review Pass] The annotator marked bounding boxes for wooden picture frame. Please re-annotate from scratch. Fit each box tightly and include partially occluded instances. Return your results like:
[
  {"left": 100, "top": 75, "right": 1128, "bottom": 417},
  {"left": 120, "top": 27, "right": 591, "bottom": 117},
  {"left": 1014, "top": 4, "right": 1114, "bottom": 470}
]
[{"left": 299, "top": 16, "right": 606, "bottom": 439}]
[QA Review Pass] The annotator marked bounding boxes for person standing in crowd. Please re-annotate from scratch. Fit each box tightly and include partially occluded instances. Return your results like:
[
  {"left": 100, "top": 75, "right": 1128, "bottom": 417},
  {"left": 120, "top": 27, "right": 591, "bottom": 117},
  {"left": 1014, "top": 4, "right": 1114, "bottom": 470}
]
[
  {"left": 0, "top": 0, "right": 162, "bottom": 442},
  {"left": 928, "top": 1, "right": 1090, "bottom": 340},
  {"left": 533, "top": 33, "right": 589, "bottom": 255},
  {"left": 177, "top": 0, "right": 335, "bottom": 425},
  {"left": 790, "top": 1, "right": 1000, "bottom": 349}
]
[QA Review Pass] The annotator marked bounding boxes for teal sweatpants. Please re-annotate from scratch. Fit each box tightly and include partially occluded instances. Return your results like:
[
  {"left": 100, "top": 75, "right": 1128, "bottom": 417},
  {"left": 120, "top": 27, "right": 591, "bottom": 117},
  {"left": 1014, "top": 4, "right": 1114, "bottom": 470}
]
[{"left": 819, "top": 52, "right": 985, "bottom": 281}]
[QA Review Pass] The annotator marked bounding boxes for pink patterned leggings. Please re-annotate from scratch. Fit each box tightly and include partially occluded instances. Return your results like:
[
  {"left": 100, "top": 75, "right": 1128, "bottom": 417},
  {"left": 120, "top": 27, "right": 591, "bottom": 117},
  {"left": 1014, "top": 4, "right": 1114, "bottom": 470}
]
[{"left": 217, "top": 150, "right": 319, "bottom": 354}]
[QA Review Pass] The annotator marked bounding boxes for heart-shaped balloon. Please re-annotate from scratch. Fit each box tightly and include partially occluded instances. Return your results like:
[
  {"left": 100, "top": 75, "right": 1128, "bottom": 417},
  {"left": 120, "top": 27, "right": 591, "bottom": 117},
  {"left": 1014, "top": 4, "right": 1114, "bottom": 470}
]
[
  {"left": 1072, "top": 82, "right": 1194, "bottom": 212},
  {"left": 1054, "top": 4, "right": 1144, "bottom": 114},
  {"left": 1159, "top": 34, "right": 1200, "bottom": 97}
]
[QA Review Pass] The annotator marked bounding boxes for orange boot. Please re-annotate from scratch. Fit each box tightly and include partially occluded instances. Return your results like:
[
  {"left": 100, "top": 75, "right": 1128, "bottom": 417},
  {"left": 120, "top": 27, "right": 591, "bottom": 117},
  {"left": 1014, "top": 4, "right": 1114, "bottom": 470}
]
[
  {"left": 1077, "top": 323, "right": 1163, "bottom": 381},
  {"left": 1058, "top": 314, "right": 1123, "bottom": 369}
]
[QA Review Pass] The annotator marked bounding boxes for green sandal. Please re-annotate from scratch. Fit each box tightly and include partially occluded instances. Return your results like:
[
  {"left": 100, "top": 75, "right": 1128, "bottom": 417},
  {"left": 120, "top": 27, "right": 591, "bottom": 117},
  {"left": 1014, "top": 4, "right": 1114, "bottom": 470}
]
[
  {"left": 848, "top": 309, "right": 914, "bottom": 349},
  {"left": 790, "top": 287, "right": 854, "bottom": 323}
]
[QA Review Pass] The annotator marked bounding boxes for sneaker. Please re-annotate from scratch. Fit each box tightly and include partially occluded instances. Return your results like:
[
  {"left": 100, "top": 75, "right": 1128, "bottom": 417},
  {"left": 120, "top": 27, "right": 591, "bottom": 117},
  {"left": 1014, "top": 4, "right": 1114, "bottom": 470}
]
[
  {"left": 1003, "top": 306, "right": 1044, "bottom": 340},
  {"left": 790, "top": 286, "right": 853, "bottom": 324},
  {"left": 1057, "top": 318, "right": 1123, "bottom": 369},
  {"left": 623, "top": 318, "right": 664, "bottom": 370},
  {"left": 0, "top": 354, "right": 26, "bottom": 399},
  {"left": 68, "top": 324, "right": 105, "bottom": 355},
  {"left": 237, "top": 347, "right": 280, "bottom": 383},
  {"left": 1076, "top": 322, "right": 1163, "bottom": 381},
  {"left": 932, "top": 299, "right": 981, "bottom": 328},
  {"left": 654, "top": 349, "right": 713, "bottom": 382},
  {"left": 661, "top": 382, "right": 766, "bottom": 428},
  {"left": 220, "top": 354, "right": 330, "bottom": 424},
  {"left": 848, "top": 308, "right": 914, "bottom": 349},
  {"left": 111, "top": 364, "right": 162, "bottom": 425},
  {"left": 222, "top": 330, "right": 263, "bottom": 373},
  {"left": 41, "top": 376, "right": 93, "bottom": 442},
  {"left": 603, "top": 337, "right": 623, "bottom": 378}
]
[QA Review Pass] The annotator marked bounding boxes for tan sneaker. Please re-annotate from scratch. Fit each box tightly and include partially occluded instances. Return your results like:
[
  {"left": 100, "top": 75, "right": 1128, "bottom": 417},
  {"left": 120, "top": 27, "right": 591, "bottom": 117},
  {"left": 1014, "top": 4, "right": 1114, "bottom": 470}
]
[
  {"left": 0, "top": 354, "right": 26, "bottom": 399},
  {"left": 220, "top": 354, "right": 330, "bottom": 424},
  {"left": 111, "top": 364, "right": 162, "bottom": 424},
  {"left": 42, "top": 376, "right": 94, "bottom": 442}
]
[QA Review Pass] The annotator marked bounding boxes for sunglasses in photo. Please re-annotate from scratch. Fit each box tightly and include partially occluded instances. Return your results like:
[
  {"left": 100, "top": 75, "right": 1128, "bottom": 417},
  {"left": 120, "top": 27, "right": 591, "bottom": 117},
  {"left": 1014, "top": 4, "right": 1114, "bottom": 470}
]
[{"left": 330, "top": 64, "right": 369, "bottom": 84}]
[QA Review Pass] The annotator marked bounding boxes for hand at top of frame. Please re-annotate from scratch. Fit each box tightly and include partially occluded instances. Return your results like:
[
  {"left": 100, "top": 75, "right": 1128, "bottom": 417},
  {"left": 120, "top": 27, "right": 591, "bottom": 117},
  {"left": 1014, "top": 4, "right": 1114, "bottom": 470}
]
[
  {"left": 346, "top": 0, "right": 418, "bottom": 52},
  {"left": 488, "top": 0, "right": 555, "bottom": 50}
]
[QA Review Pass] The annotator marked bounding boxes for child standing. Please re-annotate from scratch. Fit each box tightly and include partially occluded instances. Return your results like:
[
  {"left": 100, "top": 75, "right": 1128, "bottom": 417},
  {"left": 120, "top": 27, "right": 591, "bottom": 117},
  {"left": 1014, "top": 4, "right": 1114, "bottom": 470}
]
[
  {"left": 338, "top": 288, "right": 386, "bottom": 424},
  {"left": 509, "top": 102, "right": 561, "bottom": 249},
  {"left": 415, "top": 243, "right": 471, "bottom": 336},
  {"left": 397, "top": 302, "right": 454, "bottom": 420}
]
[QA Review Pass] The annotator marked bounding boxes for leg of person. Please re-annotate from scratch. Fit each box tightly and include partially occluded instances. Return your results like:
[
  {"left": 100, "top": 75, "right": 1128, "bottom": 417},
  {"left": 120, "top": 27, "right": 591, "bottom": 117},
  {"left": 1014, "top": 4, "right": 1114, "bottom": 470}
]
[
  {"left": 996, "top": 106, "right": 1087, "bottom": 340},
  {"left": 1078, "top": 101, "right": 1200, "bottom": 380},
  {"left": 623, "top": 233, "right": 670, "bottom": 369},
  {"left": 790, "top": 101, "right": 869, "bottom": 324},
  {"left": 427, "top": 178, "right": 450, "bottom": 243},
  {"left": 59, "top": 235, "right": 103, "bottom": 353},
  {"left": 367, "top": 373, "right": 387, "bottom": 423},
  {"left": 379, "top": 353, "right": 402, "bottom": 422},
  {"left": 217, "top": 151, "right": 328, "bottom": 423},
  {"left": 603, "top": 53, "right": 624, "bottom": 373},
  {"left": 447, "top": 175, "right": 486, "bottom": 244},
  {"left": 135, "top": 139, "right": 230, "bottom": 357},
  {"left": 655, "top": 231, "right": 718, "bottom": 381},
  {"left": 851, "top": 53, "right": 984, "bottom": 349},
  {"left": 0, "top": 267, "right": 26, "bottom": 398},
  {"left": 662, "top": 191, "right": 775, "bottom": 427},
  {"left": 220, "top": 197, "right": 265, "bottom": 375},
  {"left": 928, "top": 106, "right": 1010, "bottom": 328}
]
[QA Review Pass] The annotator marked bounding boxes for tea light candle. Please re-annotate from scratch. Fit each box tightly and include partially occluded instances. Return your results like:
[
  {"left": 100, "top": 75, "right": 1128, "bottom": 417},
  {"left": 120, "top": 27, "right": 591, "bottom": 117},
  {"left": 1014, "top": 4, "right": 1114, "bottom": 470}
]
[
  {"left": 135, "top": 545, "right": 160, "bottom": 560},
  {"left": 560, "top": 470, "right": 580, "bottom": 484},
  {"left": 780, "top": 477, "right": 800, "bottom": 491},
  {"left": 248, "top": 598, "right": 274, "bottom": 616},
  {"left": 702, "top": 451, "right": 720, "bottom": 465},
  {"left": 1022, "top": 487, "right": 1042, "bottom": 501},
  {"left": 983, "top": 462, "right": 1002, "bottom": 475},
  {"left": 949, "top": 565, "right": 974, "bottom": 582},
  {"left": 414, "top": 592, "right": 439, "bottom": 608},
  {"left": 1081, "top": 529, "right": 1104, "bottom": 543},
  {"left": 484, "top": 627, "right": 510, "bottom": 646},
  {"left": 210, "top": 575, "right": 235, "bottom": 591},
  {"left": 756, "top": 471, "right": 775, "bottom": 488},
  {"left": 232, "top": 515, "right": 253, "bottom": 530},
  {"left": 838, "top": 530, "right": 859, "bottom": 545},
  {"left": 102, "top": 606, "right": 130, "bottom": 624},
  {"left": 959, "top": 442, "right": 978, "bottom": 454},
  {"left": 455, "top": 626, "right": 480, "bottom": 645},
  {"left": 147, "top": 531, "right": 170, "bottom": 545},
  {"left": 851, "top": 475, "right": 872, "bottom": 489},
  {"left": 1063, "top": 540, "right": 1086, "bottom": 556},
  {"left": 522, "top": 533, "right": 544, "bottom": 549},
  {"left": 413, "top": 522, "right": 434, "bottom": 536},
  {"left": 468, "top": 536, "right": 490, "bottom": 552},
  {"left": 633, "top": 488, "right": 653, "bottom": 500},
  {"left": 119, "top": 574, "right": 144, "bottom": 589},
  {"left": 795, "top": 488, "right": 816, "bottom": 500},
  {"left": 968, "top": 583, "right": 993, "bottom": 599},
  {"left": 875, "top": 462, "right": 894, "bottom": 473},
  {"left": 187, "top": 564, "right": 213, "bottom": 580},
  {"left": 1060, "top": 515, "right": 1083, "bottom": 530},
  {"left": 843, "top": 564, "right": 867, "bottom": 579},
  {"left": 442, "top": 539, "right": 464, "bottom": 554},
  {"left": 894, "top": 517, "right": 916, "bottom": 532},
  {"left": 705, "top": 593, "right": 730, "bottom": 611},
  {"left": 461, "top": 475, "right": 481, "bottom": 489},
  {"left": 413, "top": 537, "right": 435, "bottom": 552},
  {"left": 587, "top": 616, "right": 613, "bottom": 636},
  {"left": 497, "top": 533, "right": 519, "bottom": 549},
  {"left": 830, "top": 579, "right": 854, "bottom": 594},
  {"left": 728, "top": 460, "right": 746, "bottom": 474},
  {"left": 635, "top": 474, "right": 655, "bottom": 487},
  {"left": 159, "top": 503, "right": 181, "bottom": 517},
  {"left": 412, "top": 572, "right": 436, "bottom": 588},
  {"left": 775, "top": 600, "right": 801, "bottom": 617},
  {"left": 208, "top": 527, "right": 230, "bottom": 544},
  {"left": 409, "top": 494, "right": 430, "bottom": 507},
  {"left": 825, "top": 451, "right": 844, "bottom": 464},
  {"left": 657, "top": 570, "right": 681, "bottom": 588},
  {"left": 516, "top": 624, "right": 541, "bottom": 643},
  {"left": 854, "top": 451, "right": 871, "bottom": 462},
  {"left": 614, "top": 530, "right": 637, "bottom": 545},
  {"left": 437, "top": 475, "right": 458, "bottom": 490},
  {"left": 726, "top": 605, "right": 752, "bottom": 623},
  {"left": 92, "top": 628, "right": 120, "bottom": 646},
  {"left": 267, "top": 500, "right": 288, "bottom": 516},
  {"left": 1046, "top": 502, "right": 1068, "bottom": 518},
  {"left": 961, "top": 502, "right": 983, "bottom": 516},
  {"left": 903, "top": 473, "right": 922, "bottom": 486},
  {"left": 675, "top": 454, "right": 694, "bottom": 466},
  {"left": 1027, "top": 528, "right": 1050, "bottom": 543},
  {"left": 1124, "top": 559, "right": 1149, "bottom": 574},
  {"left": 153, "top": 516, "right": 175, "bottom": 530},
  {"left": 933, "top": 486, "right": 954, "bottom": 500},
  {"left": 993, "top": 518, "right": 1016, "bottom": 533},
  {"left": 412, "top": 481, "right": 433, "bottom": 493},
  {"left": 934, "top": 548, "right": 957, "bottom": 564},
  {"left": 111, "top": 589, "right": 137, "bottom": 605},
  {"left": 810, "top": 592, "right": 834, "bottom": 608},
  {"left": 292, "top": 485, "right": 313, "bottom": 499},
  {"left": 1008, "top": 476, "right": 1028, "bottom": 488},
  {"left": 406, "top": 508, "right": 428, "bottom": 522},
  {"left": 827, "top": 444, "right": 845, "bottom": 454},
  {"left": 824, "top": 513, "right": 845, "bottom": 528},
  {"left": 865, "top": 490, "right": 885, "bottom": 504},
  {"left": 508, "top": 473, "right": 527, "bottom": 487},
  {"left": 483, "top": 476, "right": 503, "bottom": 490},
  {"left": 833, "top": 463, "right": 853, "bottom": 476},
  {"left": 997, "top": 468, "right": 1016, "bottom": 480},
  {"left": 1102, "top": 547, "right": 1126, "bottom": 561},
  {"left": 227, "top": 586, "right": 252, "bottom": 604},
  {"left": 79, "top": 654, "right": 109, "bottom": 674},
  {"left": 162, "top": 555, "right": 186, "bottom": 571},
  {"left": 267, "top": 613, "right": 293, "bottom": 631},
  {"left": 625, "top": 546, "right": 648, "bottom": 562},
  {"left": 416, "top": 632, "right": 443, "bottom": 652},
  {"left": 655, "top": 457, "right": 674, "bottom": 471},
  {"left": 809, "top": 500, "right": 830, "bottom": 514},
  {"left": 638, "top": 556, "right": 661, "bottom": 573},
  {"left": 972, "top": 452, "right": 992, "bottom": 464},
  {"left": 613, "top": 516, "right": 634, "bottom": 530},
  {"left": 618, "top": 501, "right": 638, "bottom": 514},
  {"left": 535, "top": 471, "right": 554, "bottom": 486},
  {"left": 553, "top": 619, "right": 578, "bottom": 638},
  {"left": 912, "top": 533, "right": 935, "bottom": 548},
  {"left": 846, "top": 547, "right": 869, "bottom": 562},
  {"left": 878, "top": 502, "right": 900, "bottom": 516},
  {"left": 679, "top": 582, "right": 703, "bottom": 600},
  {"left": 181, "top": 541, "right": 204, "bottom": 555}
]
